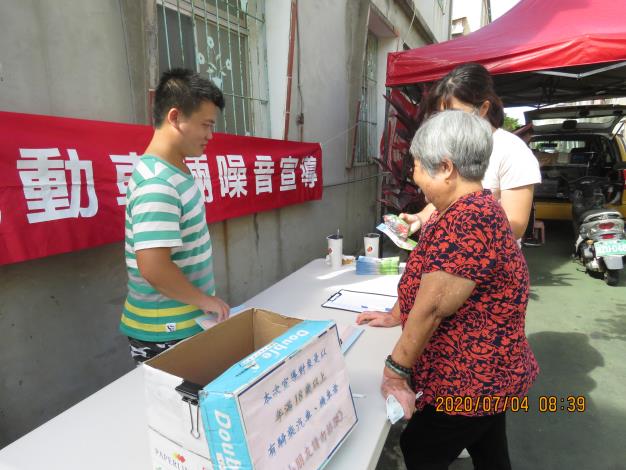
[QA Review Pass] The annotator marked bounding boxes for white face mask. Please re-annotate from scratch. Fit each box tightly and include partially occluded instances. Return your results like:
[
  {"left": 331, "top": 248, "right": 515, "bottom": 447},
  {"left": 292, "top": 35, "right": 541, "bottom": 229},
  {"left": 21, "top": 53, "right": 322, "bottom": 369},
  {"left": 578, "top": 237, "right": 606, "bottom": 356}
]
[
  {"left": 385, "top": 395, "right": 405, "bottom": 424},
  {"left": 386, "top": 391, "right": 423, "bottom": 424}
]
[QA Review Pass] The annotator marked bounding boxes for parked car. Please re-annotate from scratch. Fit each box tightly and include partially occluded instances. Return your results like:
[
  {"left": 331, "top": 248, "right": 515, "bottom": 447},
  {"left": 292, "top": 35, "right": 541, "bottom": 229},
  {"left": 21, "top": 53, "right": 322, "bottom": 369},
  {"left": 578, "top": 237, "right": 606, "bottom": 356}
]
[{"left": 526, "top": 105, "right": 626, "bottom": 221}]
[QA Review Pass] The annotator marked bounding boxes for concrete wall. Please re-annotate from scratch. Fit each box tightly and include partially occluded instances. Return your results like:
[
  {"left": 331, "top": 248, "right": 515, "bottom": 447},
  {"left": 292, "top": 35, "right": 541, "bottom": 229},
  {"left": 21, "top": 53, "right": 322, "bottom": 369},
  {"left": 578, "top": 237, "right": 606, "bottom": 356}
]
[
  {"left": 0, "top": 0, "right": 151, "bottom": 448},
  {"left": 0, "top": 0, "right": 448, "bottom": 448},
  {"left": 452, "top": 0, "right": 490, "bottom": 33},
  {"left": 0, "top": 0, "right": 149, "bottom": 123},
  {"left": 415, "top": 0, "right": 452, "bottom": 42}
]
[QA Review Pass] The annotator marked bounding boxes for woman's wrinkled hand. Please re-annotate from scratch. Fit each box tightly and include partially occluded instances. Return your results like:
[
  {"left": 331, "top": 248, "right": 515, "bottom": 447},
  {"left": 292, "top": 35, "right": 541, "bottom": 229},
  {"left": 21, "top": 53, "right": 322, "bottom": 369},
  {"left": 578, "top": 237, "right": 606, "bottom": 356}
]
[
  {"left": 356, "top": 311, "right": 401, "bottom": 327},
  {"left": 381, "top": 366, "right": 416, "bottom": 419},
  {"left": 399, "top": 212, "right": 422, "bottom": 235}
]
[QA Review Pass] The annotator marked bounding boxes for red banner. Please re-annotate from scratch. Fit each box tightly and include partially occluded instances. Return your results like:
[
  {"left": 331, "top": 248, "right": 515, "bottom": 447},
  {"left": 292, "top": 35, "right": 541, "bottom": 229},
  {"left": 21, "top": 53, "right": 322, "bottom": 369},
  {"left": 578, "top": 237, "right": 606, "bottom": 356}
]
[{"left": 0, "top": 111, "right": 322, "bottom": 265}]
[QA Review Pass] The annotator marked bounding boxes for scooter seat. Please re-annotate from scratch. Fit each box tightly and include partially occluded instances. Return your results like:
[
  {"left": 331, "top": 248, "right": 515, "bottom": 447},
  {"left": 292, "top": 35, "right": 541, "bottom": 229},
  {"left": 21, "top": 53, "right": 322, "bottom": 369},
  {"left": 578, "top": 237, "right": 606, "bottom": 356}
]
[{"left": 580, "top": 208, "right": 623, "bottom": 224}]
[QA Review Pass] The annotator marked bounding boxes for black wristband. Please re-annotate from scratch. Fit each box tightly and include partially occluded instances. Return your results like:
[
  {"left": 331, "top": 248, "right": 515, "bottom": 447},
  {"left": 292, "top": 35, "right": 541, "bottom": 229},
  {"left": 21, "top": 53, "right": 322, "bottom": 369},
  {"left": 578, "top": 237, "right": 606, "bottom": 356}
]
[{"left": 385, "top": 355, "right": 412, "bottom": 376}]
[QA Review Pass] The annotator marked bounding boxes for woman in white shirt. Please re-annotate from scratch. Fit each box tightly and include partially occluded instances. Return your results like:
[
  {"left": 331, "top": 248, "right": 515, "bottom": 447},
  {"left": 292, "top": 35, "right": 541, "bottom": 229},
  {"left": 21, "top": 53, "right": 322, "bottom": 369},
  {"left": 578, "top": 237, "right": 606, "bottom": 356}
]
[{"left": 400, "top": 63, "right": 541, "bottom": 240}]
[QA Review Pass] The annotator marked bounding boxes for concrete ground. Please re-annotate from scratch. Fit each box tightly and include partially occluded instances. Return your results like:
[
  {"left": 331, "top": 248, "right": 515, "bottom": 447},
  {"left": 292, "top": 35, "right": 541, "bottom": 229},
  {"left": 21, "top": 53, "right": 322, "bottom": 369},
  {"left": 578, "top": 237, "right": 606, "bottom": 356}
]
[{"left": 376, "top": 220, "right": 626, "bottom": 470}]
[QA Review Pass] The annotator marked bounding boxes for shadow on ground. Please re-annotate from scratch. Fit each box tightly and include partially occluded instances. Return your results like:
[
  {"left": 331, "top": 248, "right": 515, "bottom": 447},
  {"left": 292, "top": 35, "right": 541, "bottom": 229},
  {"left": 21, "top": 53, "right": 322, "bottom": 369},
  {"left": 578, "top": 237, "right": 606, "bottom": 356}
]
[
  {"left": 505, "top": 332, "right": 625, "bottom": 470},
  {"left": 377, "top": 332, "right": 625, "bottom": 470},
  {"left": 524, "top": 221, "right": 578, "bottom": 294}
]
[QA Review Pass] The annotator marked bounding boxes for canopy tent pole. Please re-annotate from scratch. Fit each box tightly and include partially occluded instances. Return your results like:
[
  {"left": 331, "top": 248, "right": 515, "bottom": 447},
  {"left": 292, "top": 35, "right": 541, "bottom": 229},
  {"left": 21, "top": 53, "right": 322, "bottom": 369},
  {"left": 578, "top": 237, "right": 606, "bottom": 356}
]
[{"left": 533, "top": 61, "right": 626, "bottom": 80}]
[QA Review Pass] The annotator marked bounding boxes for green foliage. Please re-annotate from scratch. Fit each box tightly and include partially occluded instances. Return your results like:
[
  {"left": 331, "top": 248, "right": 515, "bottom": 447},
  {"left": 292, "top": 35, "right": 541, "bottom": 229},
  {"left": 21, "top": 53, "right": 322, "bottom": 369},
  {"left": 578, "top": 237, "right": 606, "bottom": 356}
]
[{"left": 503, "top": 115, "right": 520, "bottom": 132}]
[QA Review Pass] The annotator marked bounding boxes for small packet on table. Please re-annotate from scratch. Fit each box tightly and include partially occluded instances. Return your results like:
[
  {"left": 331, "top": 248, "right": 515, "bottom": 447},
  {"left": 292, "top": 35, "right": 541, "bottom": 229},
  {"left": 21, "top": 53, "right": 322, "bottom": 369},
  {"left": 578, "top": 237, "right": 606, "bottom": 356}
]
[{"left": 356, "top": 256, "right": 400, "bottom": 275}]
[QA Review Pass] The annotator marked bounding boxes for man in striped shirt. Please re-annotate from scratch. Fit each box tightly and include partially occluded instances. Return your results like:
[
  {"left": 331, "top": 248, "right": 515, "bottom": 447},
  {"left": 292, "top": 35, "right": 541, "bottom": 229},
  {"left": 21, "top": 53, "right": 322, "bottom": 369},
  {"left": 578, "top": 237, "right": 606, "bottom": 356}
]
[{"left": 121, "top": 68, "right": 230, "bottom": 362}]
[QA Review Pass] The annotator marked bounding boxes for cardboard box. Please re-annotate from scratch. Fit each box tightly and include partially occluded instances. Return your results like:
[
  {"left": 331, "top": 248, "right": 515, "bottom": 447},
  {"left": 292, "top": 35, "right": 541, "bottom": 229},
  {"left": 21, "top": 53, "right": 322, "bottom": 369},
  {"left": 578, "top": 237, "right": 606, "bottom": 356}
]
[{"left": 143, "top": 308, "right": 358, "bottom": 470}]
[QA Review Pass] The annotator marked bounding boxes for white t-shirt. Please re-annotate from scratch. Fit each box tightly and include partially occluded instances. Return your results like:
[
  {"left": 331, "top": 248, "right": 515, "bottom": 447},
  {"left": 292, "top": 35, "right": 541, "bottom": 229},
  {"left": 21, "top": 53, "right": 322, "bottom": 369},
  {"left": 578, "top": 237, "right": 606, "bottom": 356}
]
[{"left": 482, "top": 128, "right": 541, "bottom": 199}]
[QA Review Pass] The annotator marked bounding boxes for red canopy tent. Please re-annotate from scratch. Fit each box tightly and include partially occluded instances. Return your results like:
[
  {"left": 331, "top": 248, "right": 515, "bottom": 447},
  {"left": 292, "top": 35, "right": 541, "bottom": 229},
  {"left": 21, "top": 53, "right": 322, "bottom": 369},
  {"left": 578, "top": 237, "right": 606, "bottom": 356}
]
[{"left": 386, "top": 0, "right": 626, "bottom": 106}]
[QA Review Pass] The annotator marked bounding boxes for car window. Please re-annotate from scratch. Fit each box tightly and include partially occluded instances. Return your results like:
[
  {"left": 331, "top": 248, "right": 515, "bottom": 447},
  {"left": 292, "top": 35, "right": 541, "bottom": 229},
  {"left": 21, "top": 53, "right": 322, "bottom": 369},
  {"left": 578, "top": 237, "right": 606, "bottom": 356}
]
[
  {"left": 530, "top": 140, "right": 586, "bottom": 153},
  {"left": 531, "top": 116, "right": 617, "bottom": 127}
]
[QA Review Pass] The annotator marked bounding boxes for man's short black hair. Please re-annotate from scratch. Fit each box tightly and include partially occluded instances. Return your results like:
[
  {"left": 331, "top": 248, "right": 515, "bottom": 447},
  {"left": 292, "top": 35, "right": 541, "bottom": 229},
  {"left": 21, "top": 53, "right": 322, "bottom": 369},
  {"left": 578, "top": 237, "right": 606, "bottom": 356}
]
[{"left": 153, "top": 68, "right": 225, "bottom": 127}]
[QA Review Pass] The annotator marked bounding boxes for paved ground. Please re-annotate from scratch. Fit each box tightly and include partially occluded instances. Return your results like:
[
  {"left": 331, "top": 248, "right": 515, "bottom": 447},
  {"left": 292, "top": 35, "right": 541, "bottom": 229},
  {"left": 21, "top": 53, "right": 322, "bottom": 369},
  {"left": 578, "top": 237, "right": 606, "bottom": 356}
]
[{"left": 376, "top": 220, "right": 626, "bottom": 470}]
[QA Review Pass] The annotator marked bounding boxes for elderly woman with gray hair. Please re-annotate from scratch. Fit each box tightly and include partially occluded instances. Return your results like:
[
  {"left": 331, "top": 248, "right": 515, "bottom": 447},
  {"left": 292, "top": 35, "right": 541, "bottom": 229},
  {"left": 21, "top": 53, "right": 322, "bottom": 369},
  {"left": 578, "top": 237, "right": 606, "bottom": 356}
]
[{"left": 366, "top": 110, "right": 538, "bottom": 469}]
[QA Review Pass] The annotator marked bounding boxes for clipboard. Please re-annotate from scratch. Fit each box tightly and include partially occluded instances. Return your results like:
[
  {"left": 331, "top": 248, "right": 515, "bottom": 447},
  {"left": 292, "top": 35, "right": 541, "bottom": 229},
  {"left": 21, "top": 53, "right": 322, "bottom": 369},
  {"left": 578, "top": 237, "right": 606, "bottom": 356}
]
[{"left": 321, "top": 289, "right": 397, "bottom": 313}]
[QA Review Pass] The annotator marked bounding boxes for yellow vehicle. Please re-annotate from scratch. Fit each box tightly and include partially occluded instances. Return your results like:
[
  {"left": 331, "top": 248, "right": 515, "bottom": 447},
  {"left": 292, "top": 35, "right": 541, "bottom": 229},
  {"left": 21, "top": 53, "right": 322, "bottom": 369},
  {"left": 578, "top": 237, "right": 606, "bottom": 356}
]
[{"left": 527, "top": 105, "right": 626, "bottom": 221}]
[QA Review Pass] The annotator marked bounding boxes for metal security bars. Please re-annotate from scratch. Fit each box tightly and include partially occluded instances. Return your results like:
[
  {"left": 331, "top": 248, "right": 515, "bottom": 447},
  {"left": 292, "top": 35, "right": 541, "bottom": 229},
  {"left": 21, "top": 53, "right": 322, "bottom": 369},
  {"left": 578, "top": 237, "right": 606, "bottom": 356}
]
[
  {"left": 157, "top": 0, "right": 270, "bottom": 137},
  {"left": 355, "top": 32, "right": 378, "bottom": 165}
]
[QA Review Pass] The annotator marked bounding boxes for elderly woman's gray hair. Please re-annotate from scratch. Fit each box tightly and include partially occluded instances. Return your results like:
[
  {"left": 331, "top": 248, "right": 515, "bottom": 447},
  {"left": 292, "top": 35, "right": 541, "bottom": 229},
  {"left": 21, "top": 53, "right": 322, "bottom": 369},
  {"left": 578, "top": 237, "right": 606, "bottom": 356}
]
[{"left": 410, "top": 110, "right": 493, "bottom": 181}]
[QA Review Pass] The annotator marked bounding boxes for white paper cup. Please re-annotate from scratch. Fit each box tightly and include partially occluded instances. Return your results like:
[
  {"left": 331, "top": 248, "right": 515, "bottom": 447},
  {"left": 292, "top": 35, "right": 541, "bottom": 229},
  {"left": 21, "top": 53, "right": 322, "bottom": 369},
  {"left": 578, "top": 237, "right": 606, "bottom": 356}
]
[
  {"left": 326, "top": 234, "right": 343, "bottom": 268},
  {"left": 364, "top": 233, "right": 380, "bottom": 258}
]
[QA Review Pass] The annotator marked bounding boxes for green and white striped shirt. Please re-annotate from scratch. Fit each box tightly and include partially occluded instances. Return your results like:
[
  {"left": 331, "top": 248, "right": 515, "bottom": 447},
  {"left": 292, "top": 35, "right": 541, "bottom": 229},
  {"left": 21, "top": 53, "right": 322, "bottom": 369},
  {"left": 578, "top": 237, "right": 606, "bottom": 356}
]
[{"left": 120, "top": 155, "right": 214, "bottom": 342}]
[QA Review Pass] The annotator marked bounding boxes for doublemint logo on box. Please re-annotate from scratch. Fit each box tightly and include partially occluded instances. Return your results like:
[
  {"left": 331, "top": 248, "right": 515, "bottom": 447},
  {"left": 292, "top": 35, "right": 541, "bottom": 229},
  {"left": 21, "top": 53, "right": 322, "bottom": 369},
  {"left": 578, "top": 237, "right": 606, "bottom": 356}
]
[
  {"left": 260, "top": 329, "right": 311, "bottom": 359},
  {"left": 214, "top": 410, "right": 243, "bottom": 469},
  {"left": 239, "top": 329, "right": 311, "bottom": 371},
  {"left": 154, "top": 447, "right": 189, "bottom": 470}
]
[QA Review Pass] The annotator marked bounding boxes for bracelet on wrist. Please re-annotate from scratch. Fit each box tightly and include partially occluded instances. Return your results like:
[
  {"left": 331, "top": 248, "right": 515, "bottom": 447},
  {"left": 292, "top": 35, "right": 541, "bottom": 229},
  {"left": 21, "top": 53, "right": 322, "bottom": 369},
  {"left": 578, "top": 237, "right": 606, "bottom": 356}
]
[
  {"left": 385, "top": 355, "right": 412, "bottom": 378},
  {"left": 385, "top": 362, "right": 410, "bottom": 379}
]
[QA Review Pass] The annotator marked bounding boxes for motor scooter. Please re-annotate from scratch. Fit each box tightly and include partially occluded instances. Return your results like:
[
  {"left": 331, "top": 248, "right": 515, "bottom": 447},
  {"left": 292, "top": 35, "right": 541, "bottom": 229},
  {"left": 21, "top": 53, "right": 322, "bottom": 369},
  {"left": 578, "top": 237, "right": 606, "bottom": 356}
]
[{"left": 569, "top": 176, "right": 626, "bottom": 286}]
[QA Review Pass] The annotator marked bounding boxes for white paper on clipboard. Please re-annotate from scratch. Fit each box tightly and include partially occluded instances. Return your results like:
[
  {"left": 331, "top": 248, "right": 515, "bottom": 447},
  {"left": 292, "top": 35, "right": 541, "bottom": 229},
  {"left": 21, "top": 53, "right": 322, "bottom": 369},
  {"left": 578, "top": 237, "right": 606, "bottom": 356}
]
[{"left": 322, "top": 289, "right": 397, "bottom": 313}]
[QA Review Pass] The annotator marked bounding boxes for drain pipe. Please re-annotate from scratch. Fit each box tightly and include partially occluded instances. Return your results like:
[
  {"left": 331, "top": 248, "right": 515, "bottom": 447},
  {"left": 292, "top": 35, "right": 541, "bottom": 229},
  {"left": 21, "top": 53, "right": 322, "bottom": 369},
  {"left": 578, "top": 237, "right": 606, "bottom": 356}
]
[{"left": 283, "top": 0, "right": 298, "bottom": 140}]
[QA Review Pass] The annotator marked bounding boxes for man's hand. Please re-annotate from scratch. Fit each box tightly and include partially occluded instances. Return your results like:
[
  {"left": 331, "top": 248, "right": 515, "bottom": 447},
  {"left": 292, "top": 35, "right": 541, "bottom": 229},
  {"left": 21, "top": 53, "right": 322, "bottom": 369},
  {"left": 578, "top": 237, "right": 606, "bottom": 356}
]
[
  {"left": 136, "top": 248, "right": 231, "bottom": 322},
  {"left": 200, "top": 296, "right": 230, "bottom": 322},
  {"left": 381, "top": 366, "right": 416, "bottom": 419},
  {"left": 356, "top": 311, "right": 401, "bottom": 327},
  {"left": 398, "top": 213, "right": 422, "bottom": 235}
]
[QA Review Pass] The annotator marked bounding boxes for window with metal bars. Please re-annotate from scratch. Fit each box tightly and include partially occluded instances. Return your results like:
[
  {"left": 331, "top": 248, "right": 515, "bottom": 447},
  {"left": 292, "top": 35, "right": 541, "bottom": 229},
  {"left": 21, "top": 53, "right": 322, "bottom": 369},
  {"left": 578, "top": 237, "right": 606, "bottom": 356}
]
[
  {"left": 157, "top": 0, "right": 269, "bottom": 137},
  {"left": 355, "top": 32, "right": 378, "bottom": 165}
]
